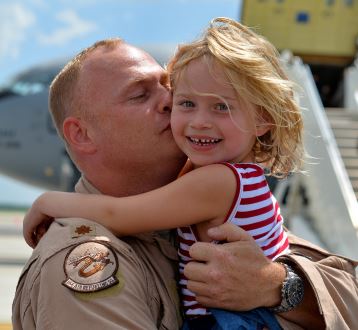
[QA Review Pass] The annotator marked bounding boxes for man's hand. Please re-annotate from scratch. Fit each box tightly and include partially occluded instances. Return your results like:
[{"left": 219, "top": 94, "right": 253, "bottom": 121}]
[{"left": 184, "top": 222, "right": 286, "bottom": 311}]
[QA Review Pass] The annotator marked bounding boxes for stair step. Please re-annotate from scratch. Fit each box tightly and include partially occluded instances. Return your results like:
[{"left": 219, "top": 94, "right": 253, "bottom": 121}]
[
  {"left": 351, "top": 179, "right": 358, "bottom": 191},
  {"left": 325, "top": 108, "right": 358, "bottom": 118},
  {"left": 329, "top": 119, "right": 358, "bottom": 129},
  {"left": 325, "top": 108, "right": 358, "bottom": 201},
  {"left": 335, "top": 138, "right": 358, "bottom": 148},
  {"left": 343, "top": 158, "right": 358, "bottom": 168},
  {"left": 331, "top": 129, "right": 358, "bottom": 138},
  {"left": 346, "top": 169, "right": 358, "bottom": 178},
  {"left": 340, "top": 148, "right": 358, "bottom": 158}
]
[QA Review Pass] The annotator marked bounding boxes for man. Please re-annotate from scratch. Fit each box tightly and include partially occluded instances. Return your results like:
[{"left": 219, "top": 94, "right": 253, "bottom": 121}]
[{"left": 13, "top": 38, "right": 357, "bottom": 329}]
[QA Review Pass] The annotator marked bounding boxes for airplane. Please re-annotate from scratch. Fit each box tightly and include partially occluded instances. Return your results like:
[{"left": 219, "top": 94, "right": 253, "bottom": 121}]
[{"left": 0, "top": 44, "right": 176, "bottom": 191}]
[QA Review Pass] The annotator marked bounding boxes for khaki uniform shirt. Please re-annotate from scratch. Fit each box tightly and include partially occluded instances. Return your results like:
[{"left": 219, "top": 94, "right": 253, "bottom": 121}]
[{"left": 12, "top": 178, "right": 182, "bottom": 330}]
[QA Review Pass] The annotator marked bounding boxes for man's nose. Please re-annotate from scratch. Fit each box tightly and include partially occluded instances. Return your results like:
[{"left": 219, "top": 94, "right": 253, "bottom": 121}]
[{"left": 157, "top": 88, "right": 172, "bottom": 114}]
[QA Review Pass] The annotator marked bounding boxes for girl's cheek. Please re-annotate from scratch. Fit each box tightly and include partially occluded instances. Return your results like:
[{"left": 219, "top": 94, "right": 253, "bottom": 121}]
[{"left": 170, "top": 110, "right": 182, "bottom": 130}]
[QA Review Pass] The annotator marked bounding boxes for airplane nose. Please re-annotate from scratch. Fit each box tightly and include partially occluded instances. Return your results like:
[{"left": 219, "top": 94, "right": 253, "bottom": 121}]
[{"left": 0, "top": 90, "right": 76, "bottom": 190}]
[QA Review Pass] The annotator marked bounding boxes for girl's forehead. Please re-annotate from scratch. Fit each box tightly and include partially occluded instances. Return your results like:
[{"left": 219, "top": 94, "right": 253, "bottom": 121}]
[
  {"left": 175, "top": 57, "right": 233, "bottom": 94},
  {"left": 184, "top": 57, "right": 225, "bottom": 78}
]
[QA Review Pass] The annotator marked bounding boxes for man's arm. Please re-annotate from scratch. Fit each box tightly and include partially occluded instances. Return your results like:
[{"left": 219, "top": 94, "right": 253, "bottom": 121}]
[
  {"left": 184, "top": 223, "right": 357, "bottom": 329},
  {"left": 277, "top": 233, "right": 358, "bottom": 329}
]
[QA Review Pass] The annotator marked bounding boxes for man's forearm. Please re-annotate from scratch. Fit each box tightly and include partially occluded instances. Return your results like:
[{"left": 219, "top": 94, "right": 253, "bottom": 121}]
[
  {"left": 274, "top": 262, "right": 325, "bottom": 329},
  {"left": 282, "top": 275, "right": 324, "bottom": 328},
  {"left": 185, "top": 224, "right": 357, "bottom": 329},
  {"left": 247, "top": 259, "right": 324, "bottom": 329}
]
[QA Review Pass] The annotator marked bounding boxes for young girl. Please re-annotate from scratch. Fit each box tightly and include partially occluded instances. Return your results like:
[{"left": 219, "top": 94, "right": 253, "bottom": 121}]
[{"left": 24, "top": 18, "right": 303, "bottom": 329}]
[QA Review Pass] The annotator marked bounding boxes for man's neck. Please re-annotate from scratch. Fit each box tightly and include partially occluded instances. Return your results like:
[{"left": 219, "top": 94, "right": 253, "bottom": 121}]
[{"left": 84, "top": 163, "right": 183, "bottom": 197}]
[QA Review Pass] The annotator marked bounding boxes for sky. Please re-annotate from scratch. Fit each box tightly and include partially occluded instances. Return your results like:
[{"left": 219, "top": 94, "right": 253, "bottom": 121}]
[{"left": 0, "top": 0, "right": 242, "bottom": 206}]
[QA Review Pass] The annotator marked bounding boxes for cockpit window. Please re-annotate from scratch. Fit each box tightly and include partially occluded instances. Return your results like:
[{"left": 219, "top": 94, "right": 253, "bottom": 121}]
[
  {"left": 0, "top": 81, "right": 46, "bottom": 98},
  {"left": 0, "top": 62, "right": 65, "bottom": 99},
  {"left": 11, "top": 81, "right": 46, "bottom": 95}
]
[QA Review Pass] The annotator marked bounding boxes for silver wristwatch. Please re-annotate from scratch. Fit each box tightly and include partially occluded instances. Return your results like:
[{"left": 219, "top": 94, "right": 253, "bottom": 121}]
[{"left": 270, "top": 262, "right": 304, "bottom": 313}]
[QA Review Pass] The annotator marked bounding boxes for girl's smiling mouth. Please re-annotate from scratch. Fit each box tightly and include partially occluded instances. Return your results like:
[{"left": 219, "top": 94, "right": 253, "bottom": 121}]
[{"left": 187, "top": 136, "right": 222, "bottom": 146}]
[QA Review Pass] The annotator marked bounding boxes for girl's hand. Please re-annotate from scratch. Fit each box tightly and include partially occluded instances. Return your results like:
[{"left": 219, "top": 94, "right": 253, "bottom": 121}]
[
  {"left": 31, "top": 217, "right": 54, "bottom": 247},
  {"left": 23, "top": 193, "right": 55, "bottom": 248}
]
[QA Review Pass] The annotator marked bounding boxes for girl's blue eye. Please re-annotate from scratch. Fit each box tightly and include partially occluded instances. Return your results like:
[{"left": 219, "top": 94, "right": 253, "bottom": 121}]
[
  {"left": 180, "top": 100, "right": 195, "bottom": 108},
  {"left": 215, "top": 103, "right": 229, "bottom": 111}
]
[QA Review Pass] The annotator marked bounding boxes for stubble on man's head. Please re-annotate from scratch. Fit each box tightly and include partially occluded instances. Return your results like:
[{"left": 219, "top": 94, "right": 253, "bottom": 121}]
[{"left": 49, "top": 38, "right": 124, "bottom": 139}]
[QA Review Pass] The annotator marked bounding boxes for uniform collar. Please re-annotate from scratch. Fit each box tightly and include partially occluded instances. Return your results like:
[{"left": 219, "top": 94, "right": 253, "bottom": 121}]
[{"left": 75, "top": 176, "right": 101, "bottom": 195}]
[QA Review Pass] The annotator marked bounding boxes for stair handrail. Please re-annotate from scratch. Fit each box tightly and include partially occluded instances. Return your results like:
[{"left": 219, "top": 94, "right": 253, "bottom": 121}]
[{"left": 282, "top": 53, "right": 358, "bottom": 259}]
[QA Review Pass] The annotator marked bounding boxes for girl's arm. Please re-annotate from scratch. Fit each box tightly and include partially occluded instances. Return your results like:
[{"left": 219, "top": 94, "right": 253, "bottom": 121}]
[{"left": 23, "top": 164, "right": 237, "bottom": 247}]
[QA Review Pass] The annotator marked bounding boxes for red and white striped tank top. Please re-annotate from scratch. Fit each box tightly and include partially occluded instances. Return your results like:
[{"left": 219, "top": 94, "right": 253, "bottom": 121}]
[{"left": 177, "top": 163, "right": 289, "bottom": 317}]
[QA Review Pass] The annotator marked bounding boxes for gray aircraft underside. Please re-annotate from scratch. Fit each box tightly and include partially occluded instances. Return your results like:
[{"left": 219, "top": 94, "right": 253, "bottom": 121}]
[{"left": 0, "top": 44, "right": 176, "bottom": 191}]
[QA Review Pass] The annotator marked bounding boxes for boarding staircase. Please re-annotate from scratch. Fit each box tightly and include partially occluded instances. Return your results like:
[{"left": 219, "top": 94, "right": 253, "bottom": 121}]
[
  {"left": 326, "top": 108, "right": 358, "bottom": 200},
  {"left": 278, "top": 54, "right": 358, "bottom": 259}
]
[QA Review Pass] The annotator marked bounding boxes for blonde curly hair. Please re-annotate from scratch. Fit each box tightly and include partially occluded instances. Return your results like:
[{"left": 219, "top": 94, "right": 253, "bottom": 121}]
[{"left": 167, "top": 17, "right": 303, "bottom": 178}]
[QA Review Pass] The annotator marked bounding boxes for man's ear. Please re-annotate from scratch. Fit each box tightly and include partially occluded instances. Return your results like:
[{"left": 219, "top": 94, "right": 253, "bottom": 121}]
[{"left": 63, "top": 117, "right": 97, "bottom": 154}]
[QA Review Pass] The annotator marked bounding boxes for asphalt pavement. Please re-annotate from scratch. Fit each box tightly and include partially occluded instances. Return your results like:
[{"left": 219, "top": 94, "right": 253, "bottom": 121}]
[{"left": 0, "top": 209, "right": 31, "bottom": 328}]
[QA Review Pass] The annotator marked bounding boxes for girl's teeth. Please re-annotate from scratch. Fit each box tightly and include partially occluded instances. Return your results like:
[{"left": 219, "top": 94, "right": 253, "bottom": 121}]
[{"left": 189, "top": 137, "right": 220, "bottom": 145}]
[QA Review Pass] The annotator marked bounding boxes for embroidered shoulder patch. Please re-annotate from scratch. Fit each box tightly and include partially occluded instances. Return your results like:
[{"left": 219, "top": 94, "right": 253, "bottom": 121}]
[{"left": 63, "top": 241, "right": 119, "bottom": 292}]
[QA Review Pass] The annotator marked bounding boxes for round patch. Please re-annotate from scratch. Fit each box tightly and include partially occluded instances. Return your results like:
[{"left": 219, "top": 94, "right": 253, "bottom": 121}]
[{"left": 62, "top": 241, "right": 119, "bottom": 293}]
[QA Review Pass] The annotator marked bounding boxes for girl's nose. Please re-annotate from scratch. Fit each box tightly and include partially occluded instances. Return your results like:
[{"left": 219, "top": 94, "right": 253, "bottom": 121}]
[{"left": 189, "top": 110, "right": 213, "bottom": 129}]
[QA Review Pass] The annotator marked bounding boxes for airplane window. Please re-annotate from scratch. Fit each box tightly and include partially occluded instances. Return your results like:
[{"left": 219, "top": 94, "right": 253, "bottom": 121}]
[
  {"left": 0, "top": 86, "right": 16, "bottom": 98},
  {"left": 0, "top": 74, "right": 54, "bottom": 97},
  {"left": 0, "top": 61, "right": 65, "bottom": 99},
  {"left": 0, "top": 81, "right": 46, "bottom": 97},
  {"left": 12, "top": 82, "right": 45, "bottom": 95}
]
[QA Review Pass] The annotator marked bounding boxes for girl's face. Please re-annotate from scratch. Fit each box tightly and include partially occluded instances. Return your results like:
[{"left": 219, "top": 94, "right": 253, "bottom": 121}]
[{"left": 171, "top": 57, "right": 268, "bottom": 168}]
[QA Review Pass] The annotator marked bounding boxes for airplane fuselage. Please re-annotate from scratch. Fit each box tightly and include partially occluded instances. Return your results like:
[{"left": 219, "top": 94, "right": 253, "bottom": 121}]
[{"left": 0, "top": 88, "right": 77, "bottom": 191}]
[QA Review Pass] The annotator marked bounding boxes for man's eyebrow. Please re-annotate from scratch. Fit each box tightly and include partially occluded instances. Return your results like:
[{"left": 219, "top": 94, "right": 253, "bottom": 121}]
[
  {"left": 126, "top": 75, "right": 149, "bottom": 85},
  {"left": 126, "top": 71, "right": 166, "bottom": 87},
  {"left": 121, "top": 77, "right": 147, "bottom": 94}
]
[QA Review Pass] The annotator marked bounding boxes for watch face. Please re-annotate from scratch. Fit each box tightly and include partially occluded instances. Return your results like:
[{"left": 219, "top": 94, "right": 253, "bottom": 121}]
[
  {"left": 269, "top": 263, "right": 305, "bottom": 313},
  {"left": 286, "top": 275, "right": 304, "bottom": 307}
]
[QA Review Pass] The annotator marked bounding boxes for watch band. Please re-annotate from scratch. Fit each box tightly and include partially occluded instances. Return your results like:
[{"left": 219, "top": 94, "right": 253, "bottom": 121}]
[{"left": 269, "top": 262, "right": 304, "bottom": 313}]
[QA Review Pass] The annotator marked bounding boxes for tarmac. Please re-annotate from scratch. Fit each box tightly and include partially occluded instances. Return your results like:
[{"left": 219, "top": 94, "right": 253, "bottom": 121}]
[{"left": 0, "top": 209, "right": 31, "bottom": 329}]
